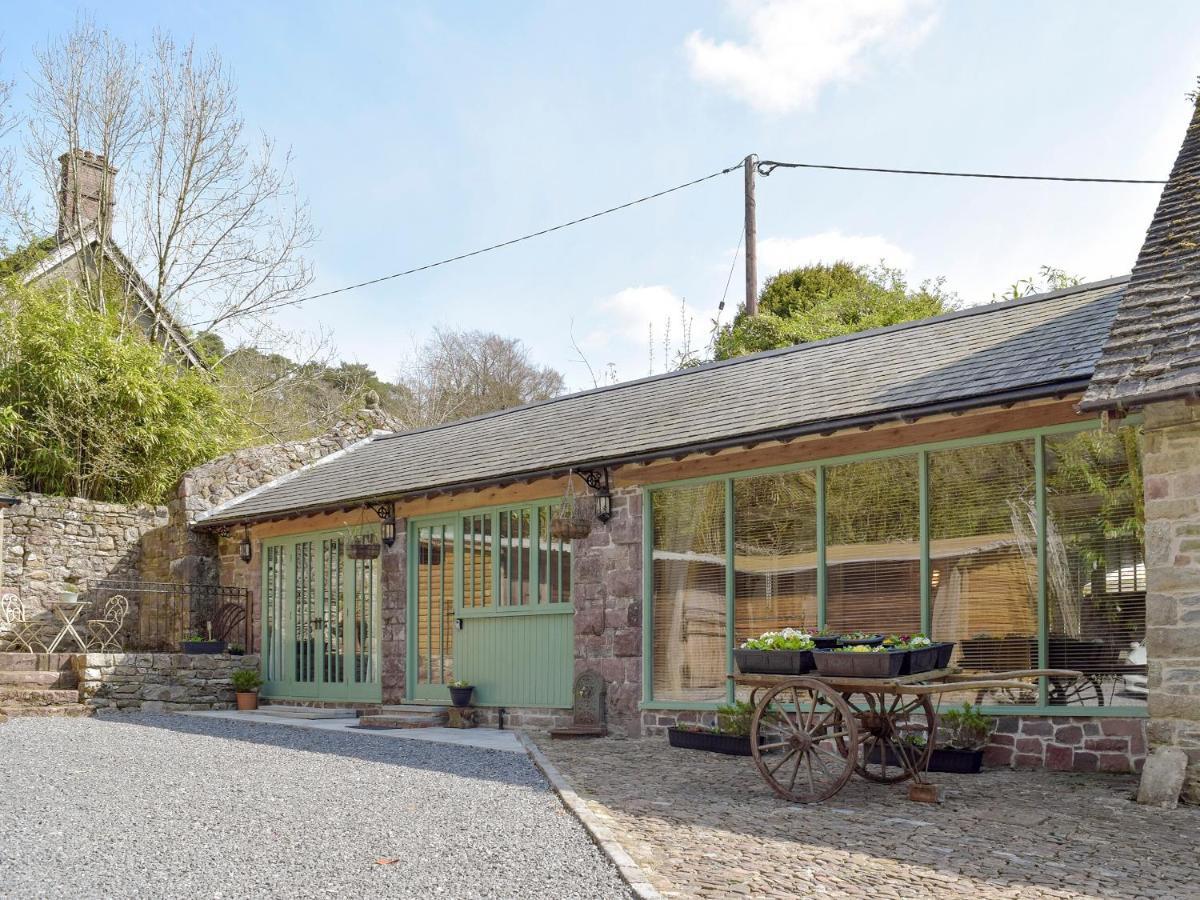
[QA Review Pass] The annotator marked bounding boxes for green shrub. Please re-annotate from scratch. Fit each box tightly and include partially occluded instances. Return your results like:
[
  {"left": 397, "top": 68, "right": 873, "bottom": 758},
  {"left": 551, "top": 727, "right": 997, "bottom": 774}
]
[{"left": 230, "top": 669, "right": 263, "bottom": 692}]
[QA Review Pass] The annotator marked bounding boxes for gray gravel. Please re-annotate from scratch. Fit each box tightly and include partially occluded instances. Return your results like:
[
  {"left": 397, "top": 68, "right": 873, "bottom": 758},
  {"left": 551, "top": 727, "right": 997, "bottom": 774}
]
[{"left": 0, "top": 714, "right": 632, "bottom": 899}]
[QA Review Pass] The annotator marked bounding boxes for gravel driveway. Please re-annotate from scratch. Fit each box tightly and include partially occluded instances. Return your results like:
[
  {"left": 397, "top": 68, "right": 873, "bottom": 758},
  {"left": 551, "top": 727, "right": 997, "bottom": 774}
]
[{"left": 0, "top": 714, "right": 631, "bottom": 899}]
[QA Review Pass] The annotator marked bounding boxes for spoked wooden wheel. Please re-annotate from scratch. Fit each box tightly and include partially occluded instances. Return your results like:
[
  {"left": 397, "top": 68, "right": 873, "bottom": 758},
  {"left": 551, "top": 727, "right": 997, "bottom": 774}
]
[
  {"left": 836, "top": 691, "right": 935, "bottom": 784},
  {"left": 750, "top": 677, "right": 858, "bottom": 803}
]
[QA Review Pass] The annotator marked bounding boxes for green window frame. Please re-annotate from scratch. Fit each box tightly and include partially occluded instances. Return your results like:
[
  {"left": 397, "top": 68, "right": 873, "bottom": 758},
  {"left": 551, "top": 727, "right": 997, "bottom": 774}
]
[{"left": 641, "top": 418, "right": 1147, "bottom": 718}]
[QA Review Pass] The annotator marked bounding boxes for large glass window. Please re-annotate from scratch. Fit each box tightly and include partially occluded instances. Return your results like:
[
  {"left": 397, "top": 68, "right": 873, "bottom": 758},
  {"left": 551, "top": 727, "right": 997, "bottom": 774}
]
[
  {"left": 1045, "top": 427, "right": 1145, "bottom": 708},
  {"left": 929, "top": 441, "right": 1039, "bottom": 700},
  {"left": 646, "top": 423, "right": 1146, "bottom": 713},
  {"left": 733, "top": 472, "right": 818, "bottom": 643},
  {"left": 824, "top": 456, "right": 921, "bottom": 636},
  {"left": 651, "top": 482, "right": 726, "bottom": 702}
]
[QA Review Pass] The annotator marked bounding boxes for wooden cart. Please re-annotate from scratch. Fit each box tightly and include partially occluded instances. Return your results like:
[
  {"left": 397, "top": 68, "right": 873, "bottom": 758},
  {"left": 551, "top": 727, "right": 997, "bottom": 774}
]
[{"left": 732, "top": 668, "right": 1081, "bottom": 803}]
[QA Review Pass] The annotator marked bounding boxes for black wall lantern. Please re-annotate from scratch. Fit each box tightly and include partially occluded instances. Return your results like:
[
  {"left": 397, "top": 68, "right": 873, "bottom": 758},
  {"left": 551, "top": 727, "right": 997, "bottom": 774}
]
[
  {"left": 579, "top": 468, "right": 613, "bottom": 524},
  {"left": 238, "top": 525, "right": 253, "bottom": 563},
  {"left": 372, "top": 501, "right": 397, "bottom": 547}
]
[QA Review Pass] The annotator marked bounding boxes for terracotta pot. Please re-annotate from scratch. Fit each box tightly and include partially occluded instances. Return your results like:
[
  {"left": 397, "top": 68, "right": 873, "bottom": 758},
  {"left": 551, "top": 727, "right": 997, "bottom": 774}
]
[{"left": 236, "top": 690, "right": 259, "bottom": 711}]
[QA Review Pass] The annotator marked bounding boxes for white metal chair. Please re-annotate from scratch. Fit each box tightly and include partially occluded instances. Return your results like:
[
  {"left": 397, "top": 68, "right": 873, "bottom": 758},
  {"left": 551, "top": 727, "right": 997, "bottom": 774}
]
[
  {"left": 1, "top": 593, "right": 48, "bottom": 653},
  {"left": 86, "top": 595, "right": 128, "bottom": 652}
]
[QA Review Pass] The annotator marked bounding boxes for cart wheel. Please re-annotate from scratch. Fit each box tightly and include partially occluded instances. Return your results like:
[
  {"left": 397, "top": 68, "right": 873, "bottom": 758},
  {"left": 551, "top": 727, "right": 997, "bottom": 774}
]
[
  {"left": 1048, "top": 675, "right": 1104, "bottom": 708},
  {"left": 836, "top": 692, "right": 935, "bottom": 784},
  {"left": 750, "top": 677, "right": 858, "bottom": 803}
]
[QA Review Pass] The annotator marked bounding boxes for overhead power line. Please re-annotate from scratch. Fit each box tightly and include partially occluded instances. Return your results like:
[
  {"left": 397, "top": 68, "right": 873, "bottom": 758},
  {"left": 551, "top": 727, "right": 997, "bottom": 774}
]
[
  {"left": 756, "top": 159, "right": 1167, "bottom": 184},
  {"left": 215, "top": 154, "right": 1167, "bottom": 323},
  {"left": 234, "top": 162, "right": 743, "bottom": 321}
]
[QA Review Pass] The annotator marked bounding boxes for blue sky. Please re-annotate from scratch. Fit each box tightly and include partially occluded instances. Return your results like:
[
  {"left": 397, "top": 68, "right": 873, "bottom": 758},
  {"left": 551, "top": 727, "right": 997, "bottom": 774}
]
[{"left": 6, "top": 2, "right": 1200, "bottom": 389}]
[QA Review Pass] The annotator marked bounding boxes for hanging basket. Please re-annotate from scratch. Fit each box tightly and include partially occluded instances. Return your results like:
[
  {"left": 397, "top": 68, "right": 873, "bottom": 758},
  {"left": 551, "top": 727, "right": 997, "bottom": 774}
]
[
  {"left": 347, "top": 534, "right": 381, "bottom": 560},
  {"left": 549, "top": 471, "right": 593, "bottom": 541}
]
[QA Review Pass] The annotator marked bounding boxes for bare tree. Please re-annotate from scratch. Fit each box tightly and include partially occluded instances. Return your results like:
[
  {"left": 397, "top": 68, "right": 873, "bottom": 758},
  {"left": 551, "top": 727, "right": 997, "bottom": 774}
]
[
  {"left": 22, "top": 20, "right": 314, "bottom": 351},
  {"left": 395, "top": 328, "right": 565, "bottom": 428}
]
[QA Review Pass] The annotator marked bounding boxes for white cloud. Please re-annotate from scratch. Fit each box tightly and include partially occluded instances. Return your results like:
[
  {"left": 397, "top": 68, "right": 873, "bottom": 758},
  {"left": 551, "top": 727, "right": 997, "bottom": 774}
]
[
  {"left": 685, "top": 0, "right": 939, "bottom": 113},
  {"left": 594, "top": 286, "right": 709, "bottom": 344},
  {"left": 757, "top": 230, "right": 914, "bottom": 281}
]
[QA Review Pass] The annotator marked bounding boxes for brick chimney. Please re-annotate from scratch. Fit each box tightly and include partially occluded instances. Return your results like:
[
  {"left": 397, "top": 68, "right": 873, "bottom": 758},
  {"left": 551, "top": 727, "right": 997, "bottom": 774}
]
[{"left": 57, "top": 149, "right": 116, "bottom": 241}]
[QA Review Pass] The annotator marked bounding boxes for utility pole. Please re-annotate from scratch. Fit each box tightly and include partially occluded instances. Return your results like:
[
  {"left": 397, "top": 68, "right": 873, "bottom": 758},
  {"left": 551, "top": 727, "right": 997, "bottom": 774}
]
[{"left": 744, "top": 153, "right": 758, "bottom": 316}]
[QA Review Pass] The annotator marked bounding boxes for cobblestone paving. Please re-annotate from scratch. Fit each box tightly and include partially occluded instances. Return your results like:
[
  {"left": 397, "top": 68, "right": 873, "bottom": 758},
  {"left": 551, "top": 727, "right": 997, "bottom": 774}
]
[{"left": 533, "top": 735, "right": 1200, "bottom": 899}]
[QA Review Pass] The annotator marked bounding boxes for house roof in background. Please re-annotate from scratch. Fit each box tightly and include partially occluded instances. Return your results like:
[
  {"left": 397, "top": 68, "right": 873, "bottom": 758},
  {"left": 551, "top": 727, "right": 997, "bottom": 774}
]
[
  {"left": 200, "top": 276, "right": 1127, "bottom": 526},
  {"left": 1081, "top": 100, "right": 1200, "bottom": 410}
]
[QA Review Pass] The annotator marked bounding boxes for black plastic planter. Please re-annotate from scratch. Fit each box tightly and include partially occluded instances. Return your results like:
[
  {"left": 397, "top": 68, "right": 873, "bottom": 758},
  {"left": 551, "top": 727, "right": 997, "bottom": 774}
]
[
  {"left": 181, "top": 640, "right": 227, "bottom": 655},
  {"left": 813, "top": 648, "right": 907, "bottom": 678},
  {"left": 449, "top": 686, "right": 474, "bottom": 708},
  {"left": 667, "top": 727, "right": 755, "bottom": 756},
  {"left": 734, "top": 648, "right": 815, "bottom": 675},
  {"left": 900, "top": 642, "right": 955, "bottom": 675},
  {"left": 837, "top": 634, "right": 884, "bottom": 647},
  {"left": 929, "top": 748, "right": 984, "bottom": 774},
  {"left": 812, "top": 635, "right": 840, "bottom": 649}
]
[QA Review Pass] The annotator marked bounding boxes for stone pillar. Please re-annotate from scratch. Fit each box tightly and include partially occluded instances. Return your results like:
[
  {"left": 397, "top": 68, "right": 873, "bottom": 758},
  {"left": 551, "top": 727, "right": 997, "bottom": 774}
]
[
  {"left": 1142, "top": 399, "right": 1200, "bottom": 802},
  {"left": 572, "top": 487, "right": 643, "bottom": 737},
  {"left": 380, "top": 519, "right": 407, "bottom": 703}
]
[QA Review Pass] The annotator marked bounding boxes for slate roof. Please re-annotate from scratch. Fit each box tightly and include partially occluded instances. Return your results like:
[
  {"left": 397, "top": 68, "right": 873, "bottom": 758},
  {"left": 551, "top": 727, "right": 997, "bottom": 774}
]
[
  {"left": 1080, "top": 98, "right": 1200, "bottom": 410},
  {"left": 201, "top": 277, "right": 1127, "bottom": 525}
]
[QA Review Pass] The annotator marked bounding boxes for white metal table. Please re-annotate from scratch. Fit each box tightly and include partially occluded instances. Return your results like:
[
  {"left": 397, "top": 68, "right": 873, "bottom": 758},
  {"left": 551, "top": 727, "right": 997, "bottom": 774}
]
[{"left": 44, "top": 599, "right": 91, "bottom": 652}]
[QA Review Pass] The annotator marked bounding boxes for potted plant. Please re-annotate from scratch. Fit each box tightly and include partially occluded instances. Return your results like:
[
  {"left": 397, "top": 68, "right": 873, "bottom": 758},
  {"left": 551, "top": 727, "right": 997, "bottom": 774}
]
[
  {"left": 812, "top": 626, "right": 840, "bottom": 649},
  {"left": 231, "top": 668, "right": 264, "bottom": 711},
  {"left": 58, "top": 575, "right": 83, "bottom": 604},
  {"left": 836, "top": 630, "right": 884, "bottom": 647},
  {"left": 734, "top": 628, "right": 816, "bottom": 675},
  {"left": 180, "top": 623, "right": 226, "bottom": 655},
  {"left": 883, "top": 634, "right": 956, "bottom": 675},
  {"left": 813, "top": 643, "right": 907, "bottom": 678},
  {"left": 932, "top": 702, "right": 994, "bottom": 773},
  {"left": 667, "top": 701, "right": 758, "bottom": 756},
  {"left": 448, "top": 679, "right": 474, "bottom": 708},
  {"left": 227, "top": 644, "right": 246, "bottom": 657},
  {"left": 347, "top": 533, "right": 381, "bottom": 560}
]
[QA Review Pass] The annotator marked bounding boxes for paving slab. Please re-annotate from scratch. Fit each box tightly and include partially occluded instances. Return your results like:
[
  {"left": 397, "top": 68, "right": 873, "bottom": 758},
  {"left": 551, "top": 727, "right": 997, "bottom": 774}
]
[{"left": 183, "top": 708, "right": 524, "bottom": 752}]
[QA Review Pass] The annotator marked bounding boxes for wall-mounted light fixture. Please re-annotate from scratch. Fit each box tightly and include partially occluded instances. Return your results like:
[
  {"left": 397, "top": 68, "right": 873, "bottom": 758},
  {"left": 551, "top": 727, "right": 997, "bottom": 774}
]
[
  {"left": 579, "top": 468, "right": 613, "bottom": 524},
  {"left": 239, "top": 525, "right": 253, "bottom": 564},
  {"left": 372, "top": 501, "right": 397, "bottom": 547}
]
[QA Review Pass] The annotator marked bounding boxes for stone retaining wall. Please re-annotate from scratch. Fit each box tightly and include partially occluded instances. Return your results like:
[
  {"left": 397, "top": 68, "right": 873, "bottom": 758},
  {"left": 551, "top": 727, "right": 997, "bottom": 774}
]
[
  {"left": 75, "top": 652, "right": 260, "bottom": 712},
  {"left": 1, "top": 493, "right": 168, "bottom": 610}
]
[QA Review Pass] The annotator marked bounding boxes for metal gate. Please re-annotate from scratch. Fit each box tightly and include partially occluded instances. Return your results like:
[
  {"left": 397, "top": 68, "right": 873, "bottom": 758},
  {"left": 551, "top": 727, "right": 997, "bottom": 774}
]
[{"left": 261, "top": 530, "right": 381, "bottom": 703}]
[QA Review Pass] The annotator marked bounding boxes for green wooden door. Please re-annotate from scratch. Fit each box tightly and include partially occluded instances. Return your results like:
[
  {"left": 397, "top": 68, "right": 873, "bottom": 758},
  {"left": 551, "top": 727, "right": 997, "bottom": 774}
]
[
  {"left": 408, "top": 504, "right": 574, "bottom": 708},
  {"left": 261, "top": 531, "right": 382, "bottom": 703}
]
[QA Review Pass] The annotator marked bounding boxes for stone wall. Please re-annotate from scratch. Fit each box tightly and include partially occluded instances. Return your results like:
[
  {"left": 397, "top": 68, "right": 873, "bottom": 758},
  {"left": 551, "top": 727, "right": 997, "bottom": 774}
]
[
  {"left": 1, "top": 493, "right": 168, "bottom": 610},
  {"left": 641, "top": 708, "right": 1148, "bottom": 774},
  {"left": 1141, "top": 399, "right": 1200, "bottom": 802},
  {"left": 572, "top": 487, "right": 643, "bottom": 737},
  {"left": 984, "top": 716, "right": 1146, "bottom": 773},
  {"left": 75, "top": 652, "right": 260, "bottom": 712},
  {"left": 380, "top": 523, "right": 406, "bottom": 703}
]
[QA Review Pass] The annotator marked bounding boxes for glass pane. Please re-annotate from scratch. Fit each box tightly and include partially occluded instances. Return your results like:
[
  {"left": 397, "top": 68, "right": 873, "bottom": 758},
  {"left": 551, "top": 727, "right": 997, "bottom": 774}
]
[
  {"left": 462, "top": 514, "right": 492, "bottom": 609},
  {"left": 416, "top": 523, "right": 455, "bottom": 684},
  {"left": 537, "top": 505, "right": 571, "bottom": 604},
  {"left": 824, "top": 456, "right": 921, "bottom": 636},
  {"left": 498, "top": 509, "right": 533, "bottom": 606},
  {"left": 353, "top": 555, "right": 375, "bottom": 684},
  {"left": 652, "top": 482, "right": 726, "bottom": 702},
  {"left": 264, "top": 544, "right": 286, "bottom": 684},
  {"left": 1045, "top": 426, "right": 1145, "bottom": 709},
  {"left": 294, "top": 541, "right": 316, "bottom": 684},
  {"left": 322, "top": 537, "right": 345, "bottom": 685},
  {"left": 929, "top": 441, "right": 1039, "bottom": 703},
  {"left": 733, "top": 471, "right": 818, "bottom": 643}
]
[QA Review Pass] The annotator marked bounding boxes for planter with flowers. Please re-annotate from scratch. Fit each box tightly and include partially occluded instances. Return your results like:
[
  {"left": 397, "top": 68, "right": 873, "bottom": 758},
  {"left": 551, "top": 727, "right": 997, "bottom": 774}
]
[
  {"left": 880, "top": 634, "right": 956, "bottom": 675},
  {"left": 668, "top": 701, "right": 759, "bottom": 756},
  {"left": 734, "top": 628, "right": 816, "bottom": 675},
  {"left": 836, "top": 630, "right": 884, "bottom": 647},
  {"left": 813, "top": 642, "right": 907, "bottom": 678}
]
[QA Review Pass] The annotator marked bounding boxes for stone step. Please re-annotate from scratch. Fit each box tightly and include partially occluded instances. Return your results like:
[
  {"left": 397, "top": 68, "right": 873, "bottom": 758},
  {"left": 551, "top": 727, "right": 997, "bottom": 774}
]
[
  {"left": 255, "top": 705, "right": 358, "bottom": 720},
  {"left": 0, "top": 670, "right": 73, "bottom": 688},
  {"left": 0, "top": 703, "right": 91, "bottom": 719},
  {"left": 0, "top": 688, "right": 80, "bottom": 706},
  {"left": 359, "top": 705, "right": 449, "bottom": 729},
  {"left": 0, "top": 652, "right": 77, "bottom": 672}
]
